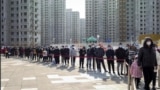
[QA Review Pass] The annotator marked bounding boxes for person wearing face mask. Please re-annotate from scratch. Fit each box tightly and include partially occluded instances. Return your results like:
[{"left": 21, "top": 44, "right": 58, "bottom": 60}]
[
  {"left": 95, "top": 44, "right": 107, "bottom": 72},
  {"left": 106, "top": 45, "right": 115, "bottom": 74},
  {"left": 138, "top": 38, "right": 157, "bottom": 90},
  {"left": 115, "top": 43, "right": 126, "bottom": 75}
]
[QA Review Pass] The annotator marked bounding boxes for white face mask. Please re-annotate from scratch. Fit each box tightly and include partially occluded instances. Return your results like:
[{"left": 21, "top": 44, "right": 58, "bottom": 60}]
[{"left": 146, "top": 41, "right": 151, "bottom": 46}]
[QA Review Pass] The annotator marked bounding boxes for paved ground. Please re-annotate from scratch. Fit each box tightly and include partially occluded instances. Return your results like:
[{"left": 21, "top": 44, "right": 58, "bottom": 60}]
[{"left": 1, "top": 56, "right": 129, "bottom": 90}]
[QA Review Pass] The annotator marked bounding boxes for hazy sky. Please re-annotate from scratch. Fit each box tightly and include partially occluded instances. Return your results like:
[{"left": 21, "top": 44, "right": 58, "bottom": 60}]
[{"left": 66, "top": 0, "right": 85, "bottom": 18}]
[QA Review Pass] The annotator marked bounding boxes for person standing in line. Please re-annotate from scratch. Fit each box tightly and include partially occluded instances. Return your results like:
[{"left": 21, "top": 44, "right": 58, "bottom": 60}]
[
  {"left": 64, "top": 45, "right": 70, "bottom": 66},
  {"left": 42, "top": 48, "right": 48, "bottom": 62},
  {"left": 86, "top": 45, "right": 92, "bottom": 70},
  {"left": 152, "top": 44, "right": 160, "bottom": 90},
  {"left": 106, "top": 45, "right": 115, "bottom": 74},
  {"left": 79, "top": 46, "right": 86, "bottom": 69},
  {"left": 115, "top": 43, "right": 126, "bottom": 75},
  {"left": 53, "top": 46, "right": 60, "bottom": 64},
  {"left": 138, "top": 38, "right": 157, "bottom": 90},
  {"left": 70, "top": 45, "right": 77, "bottom": 67},
  {"left": 91, "top": 44, "right": 97, "bottom": 71},
  {"left": 125, "top": 44, "right": 137, "bottom": 75},
  {"left": 95, "top": 44, "right": 107, "bottom": 73},
  {"left": 32, "top": 48, "right": 37, "bottom": 61},
  {"left": 130, "top": 55, "right": 143, "bottom": 89},
  {"left": 60, "top": 46, "right": 65, "bottom": 66}
]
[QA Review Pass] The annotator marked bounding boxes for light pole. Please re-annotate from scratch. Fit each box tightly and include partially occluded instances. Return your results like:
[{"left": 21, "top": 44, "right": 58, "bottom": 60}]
[{"left": 97, "top": 35, "right": 100, "bottom": 44}]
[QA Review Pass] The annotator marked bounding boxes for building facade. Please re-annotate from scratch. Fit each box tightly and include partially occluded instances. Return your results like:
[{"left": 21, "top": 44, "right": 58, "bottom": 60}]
[
  {"left": 80, "top": 19, "right": 86, "bottom": 43},
  {"left": 65, "top": 9, "right": 72, "bottom": 44},
  {"left": 86, "top": 0, "right": 118, "bottom": 42},
  {"left": 53, "top": 0, "right": 66, "bottom": 44},
  {"left": 71, "top": 11, "right": 80, "bottom": 43},
  {"left": 135, "top": 0, "right": 160, "bottom": 38},
  {"left": 1, "top": 0, "right": 41, "bottom": 47},
  {"left": 41, "top": 0, "right": 54, "bottom": 46}
]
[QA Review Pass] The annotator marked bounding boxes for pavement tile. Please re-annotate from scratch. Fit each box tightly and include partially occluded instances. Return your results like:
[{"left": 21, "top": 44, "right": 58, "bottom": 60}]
[{"left": 3, "top": 86, "right": 21, "bottom": 90}]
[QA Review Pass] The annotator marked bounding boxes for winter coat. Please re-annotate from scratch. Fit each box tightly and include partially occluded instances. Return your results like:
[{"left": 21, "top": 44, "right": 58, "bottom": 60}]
[
  {"left": 64, "top": 48, "right": 70, "bottom": 59},
  {"left": 70, "top": 48, "right": 77, "bottom": 57},
  {"left": 95, "top": 47, "right": 105, "bottom": 58},
  {"left": 60, "top": 48, "right": 65, "bottom": 57},
  {"left": 106, "top": 49, "right": 114, "bottom": 60},
  {"left": 91, "top": 47, "right": 96, "bottom": 56},
  {"left": 53, "top": 48, "right": 60, "bottom": 57},
  {"left": 79, "top": 49, "right": 86, "bottom": 57},
  {"left": 115, "top": 47, "right": 126, "bottom": 62},
  {"left": 87, "top": 48, "right": 92, "bottom": 58},
  {"left": 130, "top": 60, "right": 143, "bottom": 78},
  {"left": 138, "top": 47, "right": 157, "bottom": 67}
]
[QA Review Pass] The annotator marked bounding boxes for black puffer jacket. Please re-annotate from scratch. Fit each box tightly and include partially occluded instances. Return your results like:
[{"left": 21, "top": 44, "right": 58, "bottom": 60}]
[{"left": 138, "top": 47, "right": 157, "bottom": 67}]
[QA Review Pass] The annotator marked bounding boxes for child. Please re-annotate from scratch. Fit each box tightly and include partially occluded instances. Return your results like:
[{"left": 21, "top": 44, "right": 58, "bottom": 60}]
[{"left": 130, "top": 55, "right": 143, "bottom": 89}]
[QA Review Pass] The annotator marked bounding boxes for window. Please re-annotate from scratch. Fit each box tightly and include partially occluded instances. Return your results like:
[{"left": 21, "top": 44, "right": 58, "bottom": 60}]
[
  {"left": 2, "top": 38, "right": 4, "bottom": 41},
  {"left": 11, "top": 32, "right": 14, "bottom": 35},
  {"left": 17, "top": 32, "right": 19, "bottom": 35},
  {"left": 24, "top": 0, "right": 27, "bottom": 3},
  {"left": 24, "top": 6, "right": 27, "bottom": 9},
  {"left": 24, "top": 19, "right": 27, "bottom": 22},
  {"left": 24, "top": 32, "right": 27, "bottom": 35},
  {"left": 1, "top": 25, "right": 4, "bottom": 29},
  {"left": 11, "top": 20, "right": 14, "bottom": 23},
  {"left": 17, "top": 38, "right": 19, "bottom": 41},
  {"left": 11, "top": 13, "right": 14, "bottom": 17},
  {"left": 24, "top": 12, "right": 27, "bottom": 16},
  {"left": 17, "top": 26, "right": 19, "bottom": 29},
  {"left": 11, "top": 38, "right": 14, "bottom": 41},
  {"left": 11, "top": 26, "right": 14, "bottom": 29},
  {"left": 11, "top": 8, "right": 14, "bottom": 11},
  {"left": 24, "top": 38, "right": 27, "bottom": 41},
  {"left": 2, "top": 32, "right": 4, "bottom": 35},
  {"left": 24, "top": 25, "right": 27, "bottom": 28},
  {"left": 11, "top": 1, "right": 14, "bottom": 5}
]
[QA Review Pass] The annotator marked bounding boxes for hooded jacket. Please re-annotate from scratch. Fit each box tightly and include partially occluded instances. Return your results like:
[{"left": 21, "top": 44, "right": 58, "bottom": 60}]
[{"left": 138, "top": 38, "right": 157, "bottom": 67}]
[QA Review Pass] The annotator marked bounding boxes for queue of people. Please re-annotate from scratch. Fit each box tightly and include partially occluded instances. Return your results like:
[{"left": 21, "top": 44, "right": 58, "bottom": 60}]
[{"left": 1, "top": 38, "right": 160, "bottom": 90}]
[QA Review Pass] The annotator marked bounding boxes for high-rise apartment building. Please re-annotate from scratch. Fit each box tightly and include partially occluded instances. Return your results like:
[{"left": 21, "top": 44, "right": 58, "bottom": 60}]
[
  {"left": 65, "top": 9, "right": 72, "bottom": 43},
  {"left": 86, "top": 0, "right": 118, "bottom": 42},
  {"left": 80, "top": 19, "right": 86, "bottom": 43},
  {"left": 71, "top": 11, "right": 80, "bottom": 43},
  {"left": 54, "top": 0, "right": 66, "bottom": 44},
  {"left": 41, "top": 0, "right": 54, "bottom": 46},
  {"left": 135, "top": 0, "right": 160, "bottom": 37},
  {"left": 40, "top": 0, "right": 66, "bottom": 45},
  {"left": 1, "top": 0, "right": 41, "bottom": 47},
  {"left": 118, "top": 0, "right": 160, "bottom": 42}
]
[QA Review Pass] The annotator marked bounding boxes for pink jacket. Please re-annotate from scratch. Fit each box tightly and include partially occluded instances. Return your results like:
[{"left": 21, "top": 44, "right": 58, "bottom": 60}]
[{"left": 130, "top": 60, "right": 143, "bottom": 78}]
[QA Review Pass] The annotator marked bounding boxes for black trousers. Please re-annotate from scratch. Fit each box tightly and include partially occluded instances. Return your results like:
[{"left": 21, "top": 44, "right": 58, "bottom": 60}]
[
  {"left": 107, "top": 60, "right": 115, "bottom": 73},
  {"left": 143, "top": 67, "right": 154, "bottom": 90},
  {"left": 79, "top": 57, "right": 84, "bottom": 68},
  {"left": 96, "top": 58, "right": 107, "bottom": 72},
  {"left": 135, "top": 78, "right": 140, "bottom": 88},
  {"left": 32, "top": 54, "right": 36, "bottom": 60},
  {"left": 71, "top": 56, "right": 76, "bottom": 66},
  {"left": 152, "top": 72, "right": 157, "bottom": 87},
  {"left": 5, "top": 53, "right": 9, "bottom": 58},
  {"left": 55, "top": 56, "right": 60, "bottom": 64},
  {"left": 92, "top": 57, "right": 96, "bottom": 70}
]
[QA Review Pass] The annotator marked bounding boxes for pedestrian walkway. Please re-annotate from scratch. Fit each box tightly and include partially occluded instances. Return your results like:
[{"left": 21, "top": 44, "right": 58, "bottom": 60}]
[{"left": 1, "top": 56, "right": 128, "bottom": 90}]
